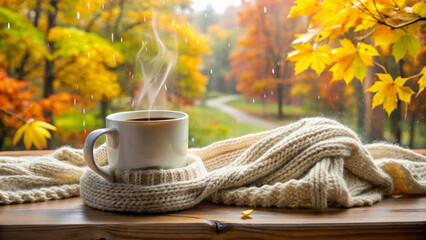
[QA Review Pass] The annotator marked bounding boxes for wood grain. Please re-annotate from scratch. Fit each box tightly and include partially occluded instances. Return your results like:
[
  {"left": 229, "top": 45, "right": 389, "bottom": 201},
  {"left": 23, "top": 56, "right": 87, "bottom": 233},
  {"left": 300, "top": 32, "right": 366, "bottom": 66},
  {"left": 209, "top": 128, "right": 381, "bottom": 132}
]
[
  {"left": 1, "top": 194, "right": 425, "bottom": 239},
  {"left": 0, "top": 150, "right": 425, "bottom": 239}
]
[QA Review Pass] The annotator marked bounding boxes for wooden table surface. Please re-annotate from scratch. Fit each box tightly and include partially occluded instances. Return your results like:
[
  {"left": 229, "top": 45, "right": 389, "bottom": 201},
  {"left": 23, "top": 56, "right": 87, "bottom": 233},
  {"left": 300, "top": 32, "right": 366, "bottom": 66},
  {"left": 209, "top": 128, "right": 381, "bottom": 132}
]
[{"left": 1, "top": 150, "right": 425, "bottom": 239}]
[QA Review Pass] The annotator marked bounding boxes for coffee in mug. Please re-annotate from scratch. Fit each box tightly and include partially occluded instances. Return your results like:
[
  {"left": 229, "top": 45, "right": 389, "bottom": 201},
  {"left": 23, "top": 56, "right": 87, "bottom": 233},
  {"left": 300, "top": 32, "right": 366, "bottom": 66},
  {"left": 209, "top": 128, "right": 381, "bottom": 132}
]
[{"left": 84, "top": 110, "right": 188, "bottom": 182}]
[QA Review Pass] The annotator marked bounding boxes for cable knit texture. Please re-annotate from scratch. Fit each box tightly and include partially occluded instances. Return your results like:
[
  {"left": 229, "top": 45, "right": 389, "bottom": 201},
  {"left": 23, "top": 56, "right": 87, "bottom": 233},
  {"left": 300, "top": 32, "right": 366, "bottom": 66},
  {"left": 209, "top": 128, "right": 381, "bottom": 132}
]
[{"left": 1, "top": 117, "right": 425, "bottom": 213}]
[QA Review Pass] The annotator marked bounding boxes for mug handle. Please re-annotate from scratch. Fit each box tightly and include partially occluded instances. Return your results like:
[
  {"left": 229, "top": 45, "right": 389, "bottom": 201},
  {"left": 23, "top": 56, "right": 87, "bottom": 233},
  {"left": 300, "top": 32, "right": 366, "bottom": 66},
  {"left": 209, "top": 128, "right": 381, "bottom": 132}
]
[{"left": 84, "top": 128, "right": 118, "bottom": 182}]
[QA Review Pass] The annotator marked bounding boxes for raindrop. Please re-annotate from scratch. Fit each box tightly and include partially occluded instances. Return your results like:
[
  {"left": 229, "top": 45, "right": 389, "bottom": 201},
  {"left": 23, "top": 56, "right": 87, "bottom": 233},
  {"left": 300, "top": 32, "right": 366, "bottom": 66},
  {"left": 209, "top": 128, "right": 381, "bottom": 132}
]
[
  {"left": 144, "top": 16, "right": 146, "bottom": 22},
  {"left": 90, "top": 94, "right": 94, "bottom": 100},
  {"left": 210, "top": 69, "right": 213, "bottom": 74},
  {"left": 185, "top": 38, "right": 187, "bottom": 43},
  {"left": 120, "top": 37, "right": 123, "bottom": 42},
  {"left": 204, "top": 13, "right": 207, "bottom": 18},
  {"left": 77, "top": 12, "right": 80, "bottom": 20},
  {"left": 196, "top": 40, "right": 199, "bottom": 44},
  {"left": 272, "top": 68, "right": 275, "bottom": 74},
  {"left": 317, "top": 96, "right": 320, "bottom": 100},
  {"left": 7, "top": 23, "right": 10, "bottom": 29},
  {"left": 187, "top": 21, "right": 190, "bottom": 27},
  {"left": 172, "top": 20, "right": 175, "bottom": 25},
  {"left": 252, "top": 99, "right": 255, "bottom": 103},
  {"left": 83, "top": 108, "right": 86, "bottom": 114},
  {"left": 88, "top": 52, "right": 90, "bottom": 57},
  {"left": 191, "top": 137, "right": 194, "bottom": 143},
  {"left": 277, "top": 61, "right": 280, "bottom": 66},
  {"left": 264, "top": 94, "right": 266, "bottom": 99},
  {"left": 76, "top": 85, "right": 79, "bottom": 90},
  {"left": 264, "top": 7, "right": 267, "bottom": 13},
  {"left": 271, "top": 91, "right": 274, "bottom": 95},
  {"left": 73, "top": 98, "right": 76, "bottom": 105},
  {"left": 176, "top": 24, "right": 179, "bottom": 28},
  {"left": 83, "top": 120, "right": 86, "bottom": 127},
  {"left": 228, "top": 43, "right": 231, "bottom": 47},
  {"left": 164, "top": 85, "right": 167, "bottom": 91},
  {"left": 111, "top": 33, "right": 114, "bottom": 42},
  {"left": 102, "top": 3, "right": 104, "bottom": 9},
  {"left": 113, "top": 54, "right": 116, "bottom": 65},
  {"left": 87, "top": 2, "right": 90, "bottom": 8}
]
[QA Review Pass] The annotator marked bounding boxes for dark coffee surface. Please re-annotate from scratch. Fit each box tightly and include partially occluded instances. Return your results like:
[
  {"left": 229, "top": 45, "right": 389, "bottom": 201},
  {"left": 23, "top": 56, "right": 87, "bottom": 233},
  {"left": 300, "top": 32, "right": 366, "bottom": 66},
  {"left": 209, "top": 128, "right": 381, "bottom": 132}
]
[{"left": 126, "top": 117, "right": 175, "bottom": 122}]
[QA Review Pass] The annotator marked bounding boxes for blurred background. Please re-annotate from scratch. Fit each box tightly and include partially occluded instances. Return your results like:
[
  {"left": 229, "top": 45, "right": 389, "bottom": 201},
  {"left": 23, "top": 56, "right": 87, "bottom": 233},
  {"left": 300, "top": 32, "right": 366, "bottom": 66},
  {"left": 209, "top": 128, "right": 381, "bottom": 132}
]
[{"left": 0, "top": 0, "right": 425, "bottom": 151}]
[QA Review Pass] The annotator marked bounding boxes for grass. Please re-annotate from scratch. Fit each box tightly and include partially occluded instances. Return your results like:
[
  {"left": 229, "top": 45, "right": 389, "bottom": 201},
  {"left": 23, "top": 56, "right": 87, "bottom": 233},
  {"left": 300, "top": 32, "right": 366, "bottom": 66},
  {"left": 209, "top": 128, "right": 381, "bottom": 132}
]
[
  {"left": 227, "top": 97, "right": 317, "bottom": 119},
  {"left": 175, "top": 105, "right": 268, "bottom": 148},
  {"left": 54, "top": 110, "right": 103, "bottom": 132}
]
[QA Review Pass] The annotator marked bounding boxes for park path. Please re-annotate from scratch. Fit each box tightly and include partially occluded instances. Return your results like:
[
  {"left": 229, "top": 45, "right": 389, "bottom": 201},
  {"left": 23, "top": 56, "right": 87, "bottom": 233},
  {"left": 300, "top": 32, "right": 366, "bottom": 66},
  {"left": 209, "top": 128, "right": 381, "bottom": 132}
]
[{"left": 205, "top": 95, "right": 280, "bottom": 129}]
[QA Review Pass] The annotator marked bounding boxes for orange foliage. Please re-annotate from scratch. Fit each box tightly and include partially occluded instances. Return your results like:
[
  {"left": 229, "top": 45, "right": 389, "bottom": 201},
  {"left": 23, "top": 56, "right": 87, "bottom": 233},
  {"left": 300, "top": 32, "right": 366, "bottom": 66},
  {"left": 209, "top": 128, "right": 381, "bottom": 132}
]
[{"left": 0, "top": 69, "right": 78, "bottom": 130}]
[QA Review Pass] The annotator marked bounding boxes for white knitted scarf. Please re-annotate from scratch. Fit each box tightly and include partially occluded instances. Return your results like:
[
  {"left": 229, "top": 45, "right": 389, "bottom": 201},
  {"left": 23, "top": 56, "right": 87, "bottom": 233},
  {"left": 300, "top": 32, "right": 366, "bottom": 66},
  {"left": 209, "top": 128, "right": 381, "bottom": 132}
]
[{"left": 1, "top": 117, "right": 425, "bottom": 213}]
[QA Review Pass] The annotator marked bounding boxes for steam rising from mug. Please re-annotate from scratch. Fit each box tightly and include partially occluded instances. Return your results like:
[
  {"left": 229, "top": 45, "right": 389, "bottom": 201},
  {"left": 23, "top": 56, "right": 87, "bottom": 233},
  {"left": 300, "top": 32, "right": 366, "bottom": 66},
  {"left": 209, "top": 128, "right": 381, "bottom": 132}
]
[{"left": 133, "top": 13, "right": 178, "bottom": 110}]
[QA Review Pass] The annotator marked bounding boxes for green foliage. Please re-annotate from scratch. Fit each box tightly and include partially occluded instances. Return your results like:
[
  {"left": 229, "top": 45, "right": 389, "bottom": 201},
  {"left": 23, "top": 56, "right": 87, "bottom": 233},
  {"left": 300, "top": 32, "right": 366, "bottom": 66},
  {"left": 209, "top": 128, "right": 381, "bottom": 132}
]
[{"left": 0, "top": 7, "right": 46, "bottom": 66}]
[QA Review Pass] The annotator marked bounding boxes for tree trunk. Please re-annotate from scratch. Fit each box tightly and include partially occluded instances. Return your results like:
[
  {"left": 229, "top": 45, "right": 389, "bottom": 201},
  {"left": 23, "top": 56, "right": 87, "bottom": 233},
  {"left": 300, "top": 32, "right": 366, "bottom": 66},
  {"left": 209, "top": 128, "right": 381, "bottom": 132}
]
[
  {"left": 354, "top": 80, "right": 366, "bottom": 137},
  {"left": 409, "top": 111, "right": 415, "bottom": 148},
  {"left": 275, "top": 60, "right": 283, "bottom": 119},
  {"left": 100, "top": 100, "right": 109, "bottom": 126},
  {"left": 43, "top": 0, "right": 59, "bottom": 99},
  {"left": 390, "top": 59, "right": 405, "bottom": 144},
  {"left": 364, "top": 69, "right": 384, "bottom": 142},
  {"left": 277, "top": 83, "right": 283, "bottom": 119},
  {"left": 14, "top": 0, "right": 42, "bottom": 80},
  {"left": 0, "top": 120, "right": 8, "bottom": 151}
]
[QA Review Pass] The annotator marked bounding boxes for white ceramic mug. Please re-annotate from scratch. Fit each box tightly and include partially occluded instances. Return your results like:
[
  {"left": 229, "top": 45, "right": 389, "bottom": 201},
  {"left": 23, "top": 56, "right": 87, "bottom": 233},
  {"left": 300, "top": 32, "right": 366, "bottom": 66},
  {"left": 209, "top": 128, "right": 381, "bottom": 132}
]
[{"left": 84, "top": 110, "right": 188, "bottom": 182}]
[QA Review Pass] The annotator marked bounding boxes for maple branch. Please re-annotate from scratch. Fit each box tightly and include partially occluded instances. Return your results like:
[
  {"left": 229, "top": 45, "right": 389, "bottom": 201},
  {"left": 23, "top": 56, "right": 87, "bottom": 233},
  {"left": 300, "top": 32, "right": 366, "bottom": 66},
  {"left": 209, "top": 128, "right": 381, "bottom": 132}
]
[
  {"left": 124, "top": 21, "right": 142, "bottom": 31},
  {"left": 85, "top": 12, "right": 102, "bottom": 32},
  {"left": 353, "top": 0, "right": 381, "bottom": 22},
  {"left": 405, "top": 71, "right": 424, "bottom": 81},
  {"left": 372, "top": 0, "right": 386, "bottom": 23},
  {"left": 373, "top": 60, "right": 388, "bottom": 74},
  {"left": 0, "top": 109, "right": 28, "bottom": 123},
  {"left": 381, "top": 17, "right": 426, "bottom": 29}
]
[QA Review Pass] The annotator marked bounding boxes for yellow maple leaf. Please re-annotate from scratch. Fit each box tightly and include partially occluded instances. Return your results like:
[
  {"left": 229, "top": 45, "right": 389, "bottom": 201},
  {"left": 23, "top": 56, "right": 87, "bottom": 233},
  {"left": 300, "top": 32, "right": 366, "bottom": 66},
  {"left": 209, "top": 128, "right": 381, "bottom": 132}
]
[
  {"left": 366, "top": 73, "right": 415, "bottom": 116},
  {"left": 417, "top": 67, "right": 426, "bottom": 96},
  {"left": 287, "top": 43, "right": 332, "bottom": 75},
  {"left": 241, "top": 209, "right": 254, "bottom": 217},
  {"left": 288, "top": 0, "right": 320, "bottom": 18},
  {"left": 330, "top": 39, "right": 379, "bottom": 84},
  {"left": 12, "top": 119, "right": 57, "bottom": 149},
  {"left": 372, "top": 25, "right": 394, "bottom": 47}
]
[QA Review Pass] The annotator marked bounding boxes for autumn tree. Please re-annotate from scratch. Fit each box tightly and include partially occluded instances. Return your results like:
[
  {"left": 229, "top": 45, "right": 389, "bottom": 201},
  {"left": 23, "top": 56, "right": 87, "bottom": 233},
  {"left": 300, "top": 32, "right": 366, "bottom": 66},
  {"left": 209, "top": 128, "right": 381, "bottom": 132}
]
[
  {"left": 0, "top": 1, "right": 123, "bottom": 119},
  {"left": 228, "top": 0, "right": 303, "bottom": 118},
  {"left": 0, "top": 69, "right": 76, "bottom": 150},
  {"left": 287, "top": 0, "right": 425, "bottom": 142}
]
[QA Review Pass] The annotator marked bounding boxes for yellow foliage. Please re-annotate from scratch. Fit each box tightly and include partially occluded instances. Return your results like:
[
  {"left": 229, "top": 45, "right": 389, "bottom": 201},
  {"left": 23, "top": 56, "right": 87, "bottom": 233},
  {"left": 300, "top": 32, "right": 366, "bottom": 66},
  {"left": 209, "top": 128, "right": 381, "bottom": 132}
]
[
  {"left": 330, "top": 39, "right": 379, "bottom": 84},
  {"left": 287, "top": 43, "right": 332, "bottom": 75},
  {"left": 366, "top": 73, "right": 415, "bottom": 116},
  {"left": 47, "top": 27, "right": 124, "bottom": 101},
  {"left": 13, "top": 119, "right": 56, "bottom": 149},
  {"left": 288, "top": 0, "right": 320, "bottom": 18},
  {"left": 417, "top": 67, "right": 426, "bottom": 96}
]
